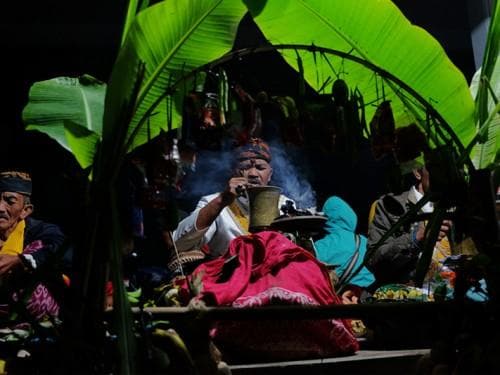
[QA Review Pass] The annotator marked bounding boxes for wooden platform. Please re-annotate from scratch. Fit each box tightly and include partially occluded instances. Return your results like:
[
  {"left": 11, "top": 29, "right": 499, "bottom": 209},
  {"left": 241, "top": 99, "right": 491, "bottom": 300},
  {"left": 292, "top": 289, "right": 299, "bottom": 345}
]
[
  {"left": 229, "top": 348, "right": 430, "bottom": 375},
  {"left": 121, "top": 303, "right": 483, "bottom": 373}
]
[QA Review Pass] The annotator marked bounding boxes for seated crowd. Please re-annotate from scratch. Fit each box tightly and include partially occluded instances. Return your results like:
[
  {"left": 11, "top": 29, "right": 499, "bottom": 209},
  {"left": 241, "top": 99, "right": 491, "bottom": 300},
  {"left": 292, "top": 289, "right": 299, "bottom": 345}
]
[{"left": 0, "top": 126, "right": 494, "bottom": 366}]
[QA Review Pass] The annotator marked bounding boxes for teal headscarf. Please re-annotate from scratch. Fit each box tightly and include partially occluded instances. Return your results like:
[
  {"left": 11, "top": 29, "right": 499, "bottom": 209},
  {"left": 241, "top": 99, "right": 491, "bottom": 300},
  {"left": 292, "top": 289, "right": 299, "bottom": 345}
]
[{"left": 314, "top": 196, "right": 375, "bottom": 288}]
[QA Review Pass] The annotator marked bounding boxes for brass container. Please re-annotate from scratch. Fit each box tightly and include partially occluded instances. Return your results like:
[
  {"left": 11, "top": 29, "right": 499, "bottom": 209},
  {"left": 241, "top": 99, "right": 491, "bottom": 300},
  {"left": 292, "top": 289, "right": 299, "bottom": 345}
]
[{"left": 247, "top": 186, "right": 282, "bottom": 232}]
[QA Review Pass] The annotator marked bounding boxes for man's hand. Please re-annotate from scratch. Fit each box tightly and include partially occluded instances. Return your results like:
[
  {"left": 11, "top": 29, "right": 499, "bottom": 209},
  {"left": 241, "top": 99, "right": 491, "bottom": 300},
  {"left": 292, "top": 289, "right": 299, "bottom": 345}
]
[
  {"left": 195, "top": 177, "right": 249, "bottom": 231},
  {"left": 415, "top": 220, "right": 452, "bottom": 244},
  {"left": 438, "top": 220, "right": 452, "bottom": 242},
  {"left": 341, "top": 290, "right": 359, "bottom": 304},
  {"left": 0, "top": 254, "right": 23, "bottom": 276},
  {"left": 414, "top": 222, "right": 426, "bottom": 243},
  {"left": 226, "top": 177, "right": 249, "bottom": 196},
  {"left": 221, "top": 177, "right": 248, "bottom": 204}
]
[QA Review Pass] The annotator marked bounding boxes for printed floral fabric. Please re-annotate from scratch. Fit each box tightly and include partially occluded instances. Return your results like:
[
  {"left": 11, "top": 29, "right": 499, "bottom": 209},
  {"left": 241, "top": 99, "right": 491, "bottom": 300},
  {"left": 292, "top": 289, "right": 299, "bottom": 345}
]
[{"left": 20, "top": 240, "right": 59, "bottom": 320}]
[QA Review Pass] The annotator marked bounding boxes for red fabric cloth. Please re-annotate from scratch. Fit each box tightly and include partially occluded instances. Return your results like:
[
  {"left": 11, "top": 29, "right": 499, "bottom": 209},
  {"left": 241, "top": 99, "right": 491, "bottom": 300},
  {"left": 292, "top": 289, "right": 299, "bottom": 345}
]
[{"left": 185, "top": 231, "right": 359, "bottom": 360}]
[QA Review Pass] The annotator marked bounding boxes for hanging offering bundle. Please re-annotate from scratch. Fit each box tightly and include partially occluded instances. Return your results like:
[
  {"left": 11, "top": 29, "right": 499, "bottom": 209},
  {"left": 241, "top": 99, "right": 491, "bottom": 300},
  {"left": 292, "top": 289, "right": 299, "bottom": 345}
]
[
  {"left": 330, "top": 79, "right": 365, "bottom": 160},
  {"left": 369, "top": 100, "right": 396, "bottom": 159}
]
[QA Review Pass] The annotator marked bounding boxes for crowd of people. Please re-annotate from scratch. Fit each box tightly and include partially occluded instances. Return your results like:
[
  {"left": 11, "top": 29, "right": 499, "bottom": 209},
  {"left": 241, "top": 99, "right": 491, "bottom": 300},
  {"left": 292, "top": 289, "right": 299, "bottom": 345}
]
[{"left": 1, "top": 93, "right": 497, "bottom": 371}]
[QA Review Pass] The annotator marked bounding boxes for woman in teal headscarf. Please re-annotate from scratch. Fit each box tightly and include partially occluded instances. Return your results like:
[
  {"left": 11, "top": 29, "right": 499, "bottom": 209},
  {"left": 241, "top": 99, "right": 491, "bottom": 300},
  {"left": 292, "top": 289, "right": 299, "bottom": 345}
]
[{"left": 315, "top": 196, "right": 375, "bottom": 290}]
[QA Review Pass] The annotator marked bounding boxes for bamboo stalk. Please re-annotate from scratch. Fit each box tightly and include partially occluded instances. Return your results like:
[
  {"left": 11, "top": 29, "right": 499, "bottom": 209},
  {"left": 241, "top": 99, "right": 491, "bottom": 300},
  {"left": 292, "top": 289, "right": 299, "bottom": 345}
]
[{"left": 103, "top": 301, "right": 487, "bottom": 321}]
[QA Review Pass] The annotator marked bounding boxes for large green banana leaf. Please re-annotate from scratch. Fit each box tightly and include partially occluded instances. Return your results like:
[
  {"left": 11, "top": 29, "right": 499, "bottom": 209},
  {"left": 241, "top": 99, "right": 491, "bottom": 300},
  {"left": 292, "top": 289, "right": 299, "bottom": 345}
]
[
  {"left": 106, "top": 0, "right": 247, "bottom": 153},
  {"left": 22, "top": 75, "right": 105, "bottom": 169},
  {"left": 23, "top": 0, "right": 480, "bottom": 164},
  {"left": 470, "top": 0, "right": 499, "bottom": 169},
  {"left": 247, "top": 0, "right": 476, "bottom": 148}
]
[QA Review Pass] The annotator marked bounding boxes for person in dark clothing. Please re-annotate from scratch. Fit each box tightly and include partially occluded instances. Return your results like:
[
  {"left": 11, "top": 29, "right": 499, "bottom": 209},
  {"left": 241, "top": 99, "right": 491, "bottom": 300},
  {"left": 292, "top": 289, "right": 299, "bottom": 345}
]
[
  {"left": 0, "top": 171, "right": 67, "bottom": 320},
  {"left": 365, "top": 163, "right": 451, "bottom": 285}
]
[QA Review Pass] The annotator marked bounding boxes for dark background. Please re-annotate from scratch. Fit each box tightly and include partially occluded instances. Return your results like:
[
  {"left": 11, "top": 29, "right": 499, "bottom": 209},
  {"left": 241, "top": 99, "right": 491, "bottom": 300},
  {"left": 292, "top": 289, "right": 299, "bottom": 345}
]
[
  {"left": 0, "top": 0, "right": 484, "bottom": 234},
  {"left": 0, "top": 0, "right": 479, "bottom": 131}
]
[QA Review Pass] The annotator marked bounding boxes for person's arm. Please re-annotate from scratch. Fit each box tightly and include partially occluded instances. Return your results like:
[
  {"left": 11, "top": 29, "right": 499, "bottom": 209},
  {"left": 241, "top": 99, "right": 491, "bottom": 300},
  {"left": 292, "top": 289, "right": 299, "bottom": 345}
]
[
  {"left": 195, "top": 177, "right": 248, "bottom": 230},
  {"left": 173, "top": 196, "right": 218, "bottom": 252},
  {"left": 173, "top": 176, "right": 248, "bottom": 252},
  {"left": 22, "top": 220, "right": 66, "bottom": 271},
  {"left": 195, "top": 191, "right": 234, "bottom": 231},
  {"left": 0, "top": 220, "right": 67, "bottom": 276},
  {"left": 0, "top": 254, "right": 23, "bottom": 275}
]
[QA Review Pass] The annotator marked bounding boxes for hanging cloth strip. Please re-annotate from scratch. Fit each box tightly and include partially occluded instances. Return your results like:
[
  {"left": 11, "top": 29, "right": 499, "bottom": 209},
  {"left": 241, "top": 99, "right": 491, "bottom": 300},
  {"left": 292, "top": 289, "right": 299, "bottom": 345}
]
[
  {"left": 335, "top": 234, "right": 360, "bottom": 293},
  {"left": 228, "top": 201, "right": 250, "bottom": 234}
]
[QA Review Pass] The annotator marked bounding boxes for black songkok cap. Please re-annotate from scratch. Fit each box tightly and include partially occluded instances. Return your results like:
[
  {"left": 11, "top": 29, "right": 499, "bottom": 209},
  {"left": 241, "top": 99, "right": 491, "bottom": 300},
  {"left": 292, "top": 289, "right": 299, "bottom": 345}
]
[{"left": 0, "top": 171, "right": 32, "bottom": 196}]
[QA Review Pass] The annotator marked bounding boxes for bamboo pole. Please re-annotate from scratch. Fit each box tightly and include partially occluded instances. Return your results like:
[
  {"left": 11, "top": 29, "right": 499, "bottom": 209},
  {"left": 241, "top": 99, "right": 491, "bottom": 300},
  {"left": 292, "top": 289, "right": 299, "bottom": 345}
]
[{"left": 113, "top": 301, "right": 486, "bottom": 321}]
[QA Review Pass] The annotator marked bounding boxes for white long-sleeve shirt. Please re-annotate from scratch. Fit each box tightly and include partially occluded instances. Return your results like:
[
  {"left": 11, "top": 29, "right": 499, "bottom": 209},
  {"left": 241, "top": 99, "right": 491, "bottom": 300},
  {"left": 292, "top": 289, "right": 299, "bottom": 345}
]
[{"left": 173, "top": 192, "right": 293, "bottom": 257}]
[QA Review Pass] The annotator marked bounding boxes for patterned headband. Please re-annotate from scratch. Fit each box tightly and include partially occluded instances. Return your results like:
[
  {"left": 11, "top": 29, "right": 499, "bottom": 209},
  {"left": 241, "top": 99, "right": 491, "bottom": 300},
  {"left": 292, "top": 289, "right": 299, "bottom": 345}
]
[{"left": 235, "top": 138, "right": 272, "bottom": 163}]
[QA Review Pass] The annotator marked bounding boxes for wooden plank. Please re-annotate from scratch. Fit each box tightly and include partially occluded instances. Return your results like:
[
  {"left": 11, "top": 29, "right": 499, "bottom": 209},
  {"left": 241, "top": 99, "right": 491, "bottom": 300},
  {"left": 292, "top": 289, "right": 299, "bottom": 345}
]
[
  {"left": 229, "top": 349, "right": 430, "bottom": 369},
  {"left": 228, "top": 349, "right": 430, "bottom": 375},
  {"left": 126, "top": 301, "right": 484, "bottom": 321}
]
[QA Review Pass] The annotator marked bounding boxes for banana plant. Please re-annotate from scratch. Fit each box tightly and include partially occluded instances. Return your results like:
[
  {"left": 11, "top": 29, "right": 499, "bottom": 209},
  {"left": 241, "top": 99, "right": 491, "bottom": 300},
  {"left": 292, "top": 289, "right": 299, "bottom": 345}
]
[
  {"left": 85, "top": 1, "right": 247, "bottom": 373},
  {"left": 469, "top": 0, "right": 499, "bottom": 169},
  {"left": 22, "top": 75, "right": 106, "bottom": 170},
  {"left": 246, "top": 0, "right": 476, "bottom": 153},
  {"left": 415, "top": 1, "right": 499, "bottom": 287},
  {"left": 20, "top": 0, "right": 488, "bottom": 371},
  {"left": 24, "top": 0, "right": 478, "bottom": 171}
]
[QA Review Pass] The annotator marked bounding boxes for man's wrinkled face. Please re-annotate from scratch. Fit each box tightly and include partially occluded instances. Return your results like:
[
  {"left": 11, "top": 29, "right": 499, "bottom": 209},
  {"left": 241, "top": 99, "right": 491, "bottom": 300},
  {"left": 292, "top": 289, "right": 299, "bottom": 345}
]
[
  {"left": 235, "top": 158, "right": 273, "bottom": 186},
  {"left": 0, "top": 192, "right": 32, "bottom": 234}
]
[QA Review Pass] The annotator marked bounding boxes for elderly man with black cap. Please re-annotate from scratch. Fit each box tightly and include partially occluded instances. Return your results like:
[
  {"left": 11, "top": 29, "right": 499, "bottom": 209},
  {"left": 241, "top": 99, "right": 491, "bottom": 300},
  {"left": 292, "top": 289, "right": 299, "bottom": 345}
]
[
  {"left": 173, "top": 139, "right": 294, "bottom": 258},
  {"left": 0, "top": 171, "right": 66, "bottom": 320}
]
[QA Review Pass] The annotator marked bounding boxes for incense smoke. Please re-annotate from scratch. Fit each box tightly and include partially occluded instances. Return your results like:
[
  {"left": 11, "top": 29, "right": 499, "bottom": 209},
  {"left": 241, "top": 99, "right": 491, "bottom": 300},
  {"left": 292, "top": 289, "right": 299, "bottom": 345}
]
[
  {"left": 268, "top": 142, "right": 316, "bottom": 210},
  {"left": 178, "top": 142, "right": 316, "bottom": 212}
]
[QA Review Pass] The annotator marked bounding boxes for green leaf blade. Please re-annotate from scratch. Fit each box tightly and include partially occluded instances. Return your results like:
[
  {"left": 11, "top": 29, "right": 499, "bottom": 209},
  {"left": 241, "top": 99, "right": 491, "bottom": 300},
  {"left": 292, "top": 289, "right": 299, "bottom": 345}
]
[
  {"left": 106, "top": 0, "right": 246, "bottom": 153},
  {"left": 64, "top": 120, "right": 100, "bottom": 169},
  {"left": 22, "top": 75, "right": 106, "bottom": 168},
  {"left": 470, "top": 1, "right": 500, "bottom": 169},
  {"left": 250, "top": 0, "right": 475, "bottom": 147}
]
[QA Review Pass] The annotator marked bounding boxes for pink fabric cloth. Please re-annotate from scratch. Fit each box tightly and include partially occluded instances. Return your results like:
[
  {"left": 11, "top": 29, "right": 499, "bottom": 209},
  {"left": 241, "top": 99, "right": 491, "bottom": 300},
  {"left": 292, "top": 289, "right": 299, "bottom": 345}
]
[
  {"left": 19, "top": 240, "right": 60, "bottom": 320},
  {"left": 186, "top": 231, "right": 359, "bottom": 359}
]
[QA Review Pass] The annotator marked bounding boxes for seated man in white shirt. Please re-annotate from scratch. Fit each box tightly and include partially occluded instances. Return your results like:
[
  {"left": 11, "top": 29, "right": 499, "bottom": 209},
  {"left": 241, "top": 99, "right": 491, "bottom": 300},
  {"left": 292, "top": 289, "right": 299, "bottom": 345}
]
[{"left": 173, "top": 138, "right": 293, "bottom": 258}]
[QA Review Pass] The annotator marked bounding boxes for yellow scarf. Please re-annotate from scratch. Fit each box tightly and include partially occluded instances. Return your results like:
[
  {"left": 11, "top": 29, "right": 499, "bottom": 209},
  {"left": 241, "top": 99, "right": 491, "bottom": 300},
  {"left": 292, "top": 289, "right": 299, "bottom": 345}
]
[
  {"left": 0, "top": 220, "right": 25, "bottom": 255},
  {"left": 426, "top": 235, "right": 452, "bottom": 281},
  {"left": 433, "top": 236, "right": 451, "bottom": 262},
  {"left": 229, "top": 201, "right": 249, "bottom": 234}
]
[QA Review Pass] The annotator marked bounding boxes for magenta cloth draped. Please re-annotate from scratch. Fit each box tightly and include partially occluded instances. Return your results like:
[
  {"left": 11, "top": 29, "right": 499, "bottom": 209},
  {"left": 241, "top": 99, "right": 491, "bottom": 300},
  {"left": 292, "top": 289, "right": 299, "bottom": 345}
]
[
  {"left": 185, "top": 231, "right": 359, "bottom": 360},
  {"left": 14, "top": 240, "right": 60, "bottom": 320}
]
